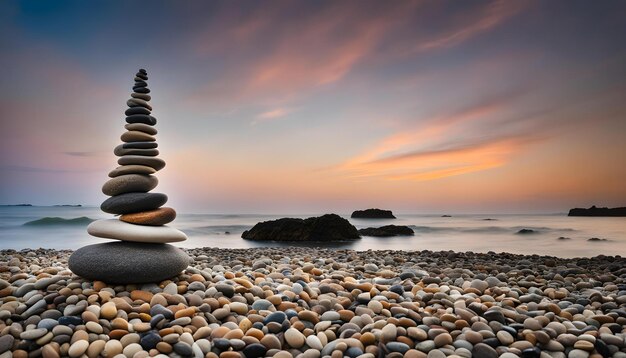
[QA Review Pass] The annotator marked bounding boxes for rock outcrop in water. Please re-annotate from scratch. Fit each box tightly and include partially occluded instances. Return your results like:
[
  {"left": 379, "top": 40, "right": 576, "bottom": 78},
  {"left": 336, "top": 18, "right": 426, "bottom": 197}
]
[
  {"left": 351, "top": 208, "right": 396, "bottom": 219},
  {"left": 242, "top": 214, "right": 360, "bottom": 241},
  {"left": 68, "top": 69, "right": 190, "bottom": 284},
  {"left": 358, "top": 225, "right": 414, "bottom": 237},
  {"left": 22, "top": 217, "right": 94, "bottom": 226},
  {"left": 568, "top": 205, "right": 626, "bottom": 217}
]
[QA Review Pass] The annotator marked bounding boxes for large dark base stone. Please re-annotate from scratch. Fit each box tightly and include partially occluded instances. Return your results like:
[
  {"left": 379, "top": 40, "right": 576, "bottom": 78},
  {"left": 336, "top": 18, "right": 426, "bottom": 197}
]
[{"left": 69, "top": 242, "right": 191, "bottom": 284}]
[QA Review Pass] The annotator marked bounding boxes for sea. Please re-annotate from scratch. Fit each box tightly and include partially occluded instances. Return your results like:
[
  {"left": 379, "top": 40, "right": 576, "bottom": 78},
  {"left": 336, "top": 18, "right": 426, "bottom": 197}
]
[{"left": 1, "top": 206, "right": 624, "bottom": 258}]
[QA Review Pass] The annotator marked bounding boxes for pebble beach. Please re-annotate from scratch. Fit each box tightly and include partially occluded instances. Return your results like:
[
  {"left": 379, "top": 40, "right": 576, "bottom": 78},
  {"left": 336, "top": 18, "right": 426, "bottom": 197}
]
[{"left": 1, "top": 247, "right": 625, "bottom": 358}]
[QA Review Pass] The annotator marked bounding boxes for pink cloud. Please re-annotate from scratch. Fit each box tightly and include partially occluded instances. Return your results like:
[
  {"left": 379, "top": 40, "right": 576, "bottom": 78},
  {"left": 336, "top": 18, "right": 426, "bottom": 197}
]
[
  {"left": 251, "top": 107, "right": 294, "bottom": 125},
  {"left": 185, "top": 1, "right": 522, "bottom": 108},
  {"left": 416, "top": 1, "right": 525, "bottom": 52}
]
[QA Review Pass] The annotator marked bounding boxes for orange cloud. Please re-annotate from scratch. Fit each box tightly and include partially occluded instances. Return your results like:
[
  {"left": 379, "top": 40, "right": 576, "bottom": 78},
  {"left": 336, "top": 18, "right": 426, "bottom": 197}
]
[
  {"left": 339, "top": 137, "right": 528, "bottom": 181},
  {"left": 336, "top": 90, "right": 539, "bottom": 181}
]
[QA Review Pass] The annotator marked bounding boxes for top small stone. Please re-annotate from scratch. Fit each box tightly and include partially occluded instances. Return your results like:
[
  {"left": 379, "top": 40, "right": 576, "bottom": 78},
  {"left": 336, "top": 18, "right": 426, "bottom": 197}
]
[{"left": 139, "top": 69, "right": 147, "bottom": 75}]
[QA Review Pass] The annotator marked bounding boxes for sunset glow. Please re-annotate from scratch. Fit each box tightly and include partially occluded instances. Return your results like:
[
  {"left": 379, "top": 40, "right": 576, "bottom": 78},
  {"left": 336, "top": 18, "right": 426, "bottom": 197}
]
[{"left": 1, "top": 1, "right": 624, "bottom": 213}]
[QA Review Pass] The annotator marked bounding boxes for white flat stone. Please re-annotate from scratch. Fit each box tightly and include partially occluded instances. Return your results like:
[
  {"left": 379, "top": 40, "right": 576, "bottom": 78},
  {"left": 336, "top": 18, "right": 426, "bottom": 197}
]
[{"left": 87, "top": 219, "right": 187, "bottom": 243}]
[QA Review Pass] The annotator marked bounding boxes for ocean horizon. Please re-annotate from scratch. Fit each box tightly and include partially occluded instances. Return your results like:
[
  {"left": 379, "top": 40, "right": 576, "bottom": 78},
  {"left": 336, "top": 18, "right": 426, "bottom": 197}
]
[{"left": 1, "top": 205, "right": 624, "bottom": 257}]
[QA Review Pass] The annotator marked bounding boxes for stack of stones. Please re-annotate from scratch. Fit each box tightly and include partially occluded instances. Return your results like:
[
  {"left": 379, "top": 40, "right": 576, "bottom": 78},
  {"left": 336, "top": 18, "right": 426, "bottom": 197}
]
[{"left": 69, "top": 69, "right": 190, "bottom": 284}]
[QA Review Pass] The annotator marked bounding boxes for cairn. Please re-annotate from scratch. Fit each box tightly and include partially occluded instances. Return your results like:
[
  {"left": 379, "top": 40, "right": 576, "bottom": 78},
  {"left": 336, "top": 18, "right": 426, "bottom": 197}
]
[{"left": 69, "top": 69, "right": 190, "bottom": 283}]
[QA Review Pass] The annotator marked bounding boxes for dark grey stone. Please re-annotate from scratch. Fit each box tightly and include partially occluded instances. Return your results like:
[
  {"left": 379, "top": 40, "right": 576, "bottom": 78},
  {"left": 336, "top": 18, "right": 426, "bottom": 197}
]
[
  {"left": 346, "top": 347, "right": 363, "bottom": 358},
  {"left": 52, "top": 335, "right": 71, "bottom": 345},
  {"left": 138, "top": 69, "right": 147, "bottom": 75},
  {"left": 68, "top": 242, "right": 190, "bottom": 284},
  {"left": 215, "top": 284, "right": 234, "bottom": 298},
  {"left": 118, "top": 155, "right": 165, "bottom": 171},
  {"left": 140, "top": 331, "right": 161, "bottom": 350},
  {"left": 264, "top": 311, "right": 286, "bottom": 324},
  {"left": 37, "top": 318, "right": 59, "bottom": 330},
  {"left": 100, "top": 192, "right": 167, "bottom": 214},
  {"left": 136, "top": 73, "right": 148, "bottom": 80},
  {"left": 150, "top": 304, "right": 174, "bottom": 319},
  {"left": 125, "top": 123, "right": 157, "bottom": 135},
  {"left": 0, "top": 335, "right": 14, "bottom": 353},
  {"left": 108, "top": 165, "right": 156, "bottom": 177},
  {"left": 173, "top": 342, "right": 192, "bottom": 356},
  {"left": 472, "top": 343, "right": 498, "bottom": 358},
  {"left": 122, "top": 141, "right": 158, "bottom": 149},
  {"left": 114, "top": 145, "right": 159, "bottom": 157},
  {"left": 21, "top": 300, "right": 46, "bottom": 318},
  {"left": 134, "top": 87, "right": 150, "bottom": 94},
  {"left": 242, "top": 343, "right": 266, "bottom": 358},
  {"left": 102, "top": 174, "right": 158, "bottom": 196},
  {"left": 58, "top": 316, "right": 82, "bottom": 326},
  {"left": 131, "top": 93, "right": 151, "bottom": 101},
  {"left": 484, "top": 310, "right": 506, "bottom": 324},
  {"left": 126, "top": 114, "right": 157, "bottom": 125},
  {"left": 127, "top": 98, "right": 152, "bottom": 110},
  {"left": 150, "top": 314, "right": 165, "bottom": 328},
  {"left": 125, "top": 107, "right": 150, "bottom": 116}
]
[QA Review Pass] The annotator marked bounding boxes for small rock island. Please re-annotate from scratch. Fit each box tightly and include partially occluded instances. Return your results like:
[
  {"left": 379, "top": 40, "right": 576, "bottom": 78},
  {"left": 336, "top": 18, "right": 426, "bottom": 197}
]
[
  {"left": 242, "top": 214, "right": 360, "bottom": 241},
  {"left": 358, "top": 225, "right": 414, "bottom": 237},
  {"left": 568, "top": 205, "right": 626, "bottom": 217},
  {"left": 351, "top": 208, "right": 396, "bottom": 219}
]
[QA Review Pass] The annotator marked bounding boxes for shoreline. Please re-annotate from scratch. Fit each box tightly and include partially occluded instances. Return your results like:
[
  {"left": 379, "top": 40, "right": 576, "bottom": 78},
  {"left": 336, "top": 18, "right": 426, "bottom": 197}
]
[
  {"left": 1, "top": 247, "right": 624, "bottom": 357},
  {"left": 1, "top": 247, "right": 624, "bottom": 260}
]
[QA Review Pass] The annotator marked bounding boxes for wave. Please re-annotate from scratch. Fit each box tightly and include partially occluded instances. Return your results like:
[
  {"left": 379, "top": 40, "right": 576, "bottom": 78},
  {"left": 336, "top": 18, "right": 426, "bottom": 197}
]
[
  {"left": 408, "top": 225, "right": 576, "bottom": 234},
  {"left": 182, "top": 225, "right": 252, "bottom": 235},
  {"left": 22, "top": 216, "right": 95, "bottom": 227}
]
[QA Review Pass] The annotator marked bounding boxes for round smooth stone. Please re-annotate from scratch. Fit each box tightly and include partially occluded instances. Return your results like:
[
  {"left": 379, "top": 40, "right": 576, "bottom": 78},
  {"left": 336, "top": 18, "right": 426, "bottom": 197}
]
[
  {"left": 131, "top": 92, "right": 151, "bottom": 101},
  {"left": 87, "top": 219, "right": 187, "bottom": 243},
  {"left": 134, "top": 87, "right": 151, "bottom": 94},
  {"left": 134, "top": 80, "right": 147, "bottom": 87},
  {"left": 121, "top": 140, "right": 158, "bottom": 148},
  {"left": 121, "top": 131, "right": 155, "bottom": 142},
  {"left": 125, "top": 106, "right": 150, "bottom": 116},
  {"left": 100, "top": 192, "right": 167, "bottom": 214},
  {"left": 285, "top": 328, "right": 305, "bottom": 348},
  {"left": 118, "top": 156, "right": 165, "bottom": 171},
  {"left": 68, "top": 242, "right": 190, "bottom": 284},
  {"left": 125, "top": 115, "right": 157, "bottom": 126},
  {"left": 138, "top": 68, "right": 147, "bottom": 74},
  {"left": 102, "top": 174, "right": 158, "bottom": 196},
  {"left": 114, "top": 145, "right": 159, "bottom": 157},
  {"left": 136, "top": 73, "right": 148, "bottom": 80},
  {"left": 127, "top": 98, "right": 152, "bottom": 110},
  {"left": 124, "top": 123, "right": 157, "bottom": 135},
  {"left": 109, "top": 165, "right": 156, "bottom": 177},
  {"left": 472, "top": 343, "right": 498, "bottom": 358},
  {"left": 120, "top": 207, "right": 177, "bottom": 226}
]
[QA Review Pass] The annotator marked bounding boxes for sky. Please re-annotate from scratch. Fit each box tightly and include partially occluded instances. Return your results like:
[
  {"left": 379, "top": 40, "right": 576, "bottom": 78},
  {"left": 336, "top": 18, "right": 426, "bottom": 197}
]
[{"left": 0, "top": 0, "right": 625, "bottom": 214}]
